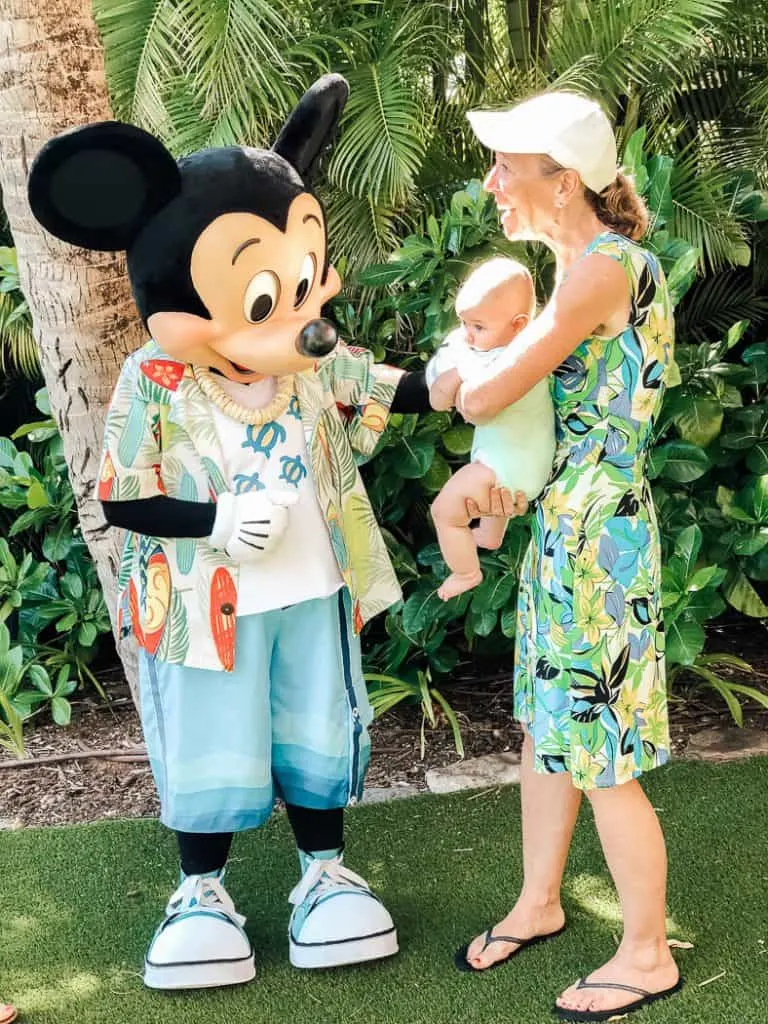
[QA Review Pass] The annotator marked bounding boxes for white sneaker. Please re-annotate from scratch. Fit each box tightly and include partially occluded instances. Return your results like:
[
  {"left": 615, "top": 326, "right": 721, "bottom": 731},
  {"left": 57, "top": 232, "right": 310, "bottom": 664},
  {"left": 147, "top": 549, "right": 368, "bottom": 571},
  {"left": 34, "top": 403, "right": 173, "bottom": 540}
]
[
  {"left": 143, "top": 873, "right": 256, "bottom": 989},
  {"left": 288, "top": 857, "right": 398, "bottom": 969}
]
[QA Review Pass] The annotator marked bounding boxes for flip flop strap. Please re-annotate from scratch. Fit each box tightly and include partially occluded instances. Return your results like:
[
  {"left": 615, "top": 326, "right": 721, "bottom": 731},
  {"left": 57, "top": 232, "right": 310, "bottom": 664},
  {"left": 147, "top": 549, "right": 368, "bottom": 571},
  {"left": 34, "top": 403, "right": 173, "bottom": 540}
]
[
  {"left": 482, "top": 931, "right": 526, "bottom": 949},
  {"left": 576, "top": 978, "right": 651, "bottom": 998}
]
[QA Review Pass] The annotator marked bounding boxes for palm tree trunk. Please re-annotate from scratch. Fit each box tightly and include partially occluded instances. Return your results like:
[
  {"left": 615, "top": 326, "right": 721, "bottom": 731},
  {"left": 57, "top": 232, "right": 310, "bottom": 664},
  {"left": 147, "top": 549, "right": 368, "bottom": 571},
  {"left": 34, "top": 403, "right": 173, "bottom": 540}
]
[
  {"left": 525, "top": 0, "right": 555, "bottom": 65},
  {"left": 0, "top": 0, "right": 143, "bottom": 703},
  {"left": 506, "top": 1, "right": 529, "bottom": 64},
  {"left": 463, "top": 0, "right": 486, "bottom": 96}
]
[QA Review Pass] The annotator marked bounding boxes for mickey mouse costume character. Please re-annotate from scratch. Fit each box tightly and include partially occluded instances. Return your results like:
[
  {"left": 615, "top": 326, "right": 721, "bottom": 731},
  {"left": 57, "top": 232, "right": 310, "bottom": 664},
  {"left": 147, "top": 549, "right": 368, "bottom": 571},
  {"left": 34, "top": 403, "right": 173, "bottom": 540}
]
[{"left": 27, "top": 75, "right": 442, "bottom": 989}]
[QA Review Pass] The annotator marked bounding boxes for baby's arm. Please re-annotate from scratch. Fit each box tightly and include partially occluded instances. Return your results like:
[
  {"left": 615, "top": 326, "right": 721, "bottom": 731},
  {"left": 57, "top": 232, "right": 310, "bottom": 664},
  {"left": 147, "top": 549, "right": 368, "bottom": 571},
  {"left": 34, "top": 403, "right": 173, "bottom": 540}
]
[
  {"left": 425, "top": 328, "right": 467, "bottom": 411},
  {"left": 429, "top": 367, "right": 462, "bottom": 411}
]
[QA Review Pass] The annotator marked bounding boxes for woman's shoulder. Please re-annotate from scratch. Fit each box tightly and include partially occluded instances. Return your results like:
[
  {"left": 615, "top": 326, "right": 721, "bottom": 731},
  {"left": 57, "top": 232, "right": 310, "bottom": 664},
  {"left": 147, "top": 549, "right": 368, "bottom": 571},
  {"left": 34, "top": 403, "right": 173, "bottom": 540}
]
[{"left": 586, "top": 232, "right": 666, "bottom": 293}]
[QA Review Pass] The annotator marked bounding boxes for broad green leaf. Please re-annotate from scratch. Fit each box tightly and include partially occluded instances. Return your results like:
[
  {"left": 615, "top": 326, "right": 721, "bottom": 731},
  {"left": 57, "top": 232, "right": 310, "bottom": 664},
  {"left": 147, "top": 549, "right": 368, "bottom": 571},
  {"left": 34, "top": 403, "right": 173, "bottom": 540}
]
[
  {"left": 397, "top": 436, "right": 435, "bottom": 478},
  {"left": 442, "top": 424, "right": 474, "bottom": 455},
  {"left": 421, "top": 453, "right": 451, "bottom": 492},
  {"left": 724, "top": 320, "right": 749, "bottom": 352},
  {"left": 647, "top": 155, "right": 674, "bottom": 226},
  {"left": 402, "top": 588, "right": 442, "bottom": 635},
  {"left": 666, "top": 247, "right": 699, "bottom": 305},
  {"left": 687, "top": 565, "right": 725, "bottom": 592},
  {"left": 51, "top": 697, "right": 72, "bottom": 727},
  {"left": 622, "top": 127, "right": 647, "bottom": 180},
  {"left": 78, "top": 622, "right": 98, "bottom": 648},
  {"left": 355, "top": 263, "right": 408, "bottom": 287},
  {"left": 61, "top": 573, "right": 84, "bottom": 601},
  {"left": 26, "top": 480, "right": 48, "bottom": 510},
  {"left": 752, "top": 475, "right": 768, "bottom": 523},
  {"left": 723, "top": 569, "right": 768, "bottom": 618},
  {"left": 500, "top": 605, "right": 517, "bottom": 638},
  {"left": 666, "top": 618, "right": 705, "bottom": 666},
  {"left": 674, "top": 395, "right": 722, "bottom": 448},
  {"left": 26, "top": 665, "right": 51, "bottom": 695},
  {"left": 657, "top": 442, "right": 710, "bottom": 483},
  {"left": 747, "top": 444, "right": 768, "bottom": 475},
  {"left": 674, "top": 524, "right": 702, "bottom": 578},
  {"left": 43, "top": 529, "right": 73, "bottom": 563}
]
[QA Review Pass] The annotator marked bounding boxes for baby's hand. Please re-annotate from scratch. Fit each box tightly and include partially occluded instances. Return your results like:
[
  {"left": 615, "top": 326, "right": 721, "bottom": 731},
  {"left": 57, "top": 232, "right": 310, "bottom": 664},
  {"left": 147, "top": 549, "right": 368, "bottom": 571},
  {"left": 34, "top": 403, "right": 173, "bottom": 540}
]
[{"left": 429, "top": 367, "right": 462, "bottom": 412}]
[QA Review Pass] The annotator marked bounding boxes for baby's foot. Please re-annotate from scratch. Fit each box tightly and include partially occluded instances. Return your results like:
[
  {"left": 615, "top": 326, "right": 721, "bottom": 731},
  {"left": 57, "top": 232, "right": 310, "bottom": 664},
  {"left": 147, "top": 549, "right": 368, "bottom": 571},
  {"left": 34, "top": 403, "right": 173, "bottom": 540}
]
[{"left": 438, "top": 570, "right": 483, "bottom": 601}]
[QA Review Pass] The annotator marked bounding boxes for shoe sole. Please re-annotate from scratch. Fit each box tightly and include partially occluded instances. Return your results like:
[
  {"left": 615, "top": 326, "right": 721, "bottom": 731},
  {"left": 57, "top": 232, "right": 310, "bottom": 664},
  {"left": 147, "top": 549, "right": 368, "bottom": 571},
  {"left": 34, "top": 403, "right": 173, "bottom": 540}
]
[
  {"left": 290, "top": 929, "right": 399, "bottom": 969},
  {"left": 143, "top": 954, "right": 256, "bottom": 990}
]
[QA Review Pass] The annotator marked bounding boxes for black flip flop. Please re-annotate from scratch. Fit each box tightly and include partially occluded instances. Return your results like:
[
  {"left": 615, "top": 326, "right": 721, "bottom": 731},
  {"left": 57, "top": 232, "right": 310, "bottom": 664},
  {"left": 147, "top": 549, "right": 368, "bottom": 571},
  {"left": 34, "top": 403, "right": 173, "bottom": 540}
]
[
  {"left": 553, "top": 975, "right": 685, "bottom": 1021},
  {"left": 454, "top": 924, "right": 567, "bottom": 973}
]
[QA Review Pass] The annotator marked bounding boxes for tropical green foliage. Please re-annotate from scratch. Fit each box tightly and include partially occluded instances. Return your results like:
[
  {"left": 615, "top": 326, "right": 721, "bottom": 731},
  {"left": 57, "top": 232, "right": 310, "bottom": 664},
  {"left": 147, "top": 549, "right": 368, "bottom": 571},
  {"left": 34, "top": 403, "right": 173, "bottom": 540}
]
[
  {"left": 0, "top": 390, "right": 113, "bottom": 755},
  {"left": 0, "top": 245, "right": 38, "bottom": 380},
  {"left": 91, "top": 0, "right": 768, "bottom": 278}
]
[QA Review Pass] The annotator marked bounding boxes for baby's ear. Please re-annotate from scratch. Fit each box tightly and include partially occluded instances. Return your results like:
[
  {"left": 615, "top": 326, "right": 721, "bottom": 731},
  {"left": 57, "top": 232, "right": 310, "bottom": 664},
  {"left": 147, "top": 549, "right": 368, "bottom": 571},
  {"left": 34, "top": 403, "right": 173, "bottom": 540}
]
[
  {"left": 28, "top": 122, "right": 181, "bottom": 251},
  {"left": 272, "top": 74, "right": 348, "bottom": 183}
]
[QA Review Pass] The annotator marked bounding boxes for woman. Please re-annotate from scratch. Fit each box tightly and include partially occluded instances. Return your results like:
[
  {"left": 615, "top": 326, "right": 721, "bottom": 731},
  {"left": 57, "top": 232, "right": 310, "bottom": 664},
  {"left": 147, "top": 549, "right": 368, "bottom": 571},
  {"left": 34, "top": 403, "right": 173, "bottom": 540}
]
[{"left": 454, "top": 92, "right": 682, "bottom": 1022}]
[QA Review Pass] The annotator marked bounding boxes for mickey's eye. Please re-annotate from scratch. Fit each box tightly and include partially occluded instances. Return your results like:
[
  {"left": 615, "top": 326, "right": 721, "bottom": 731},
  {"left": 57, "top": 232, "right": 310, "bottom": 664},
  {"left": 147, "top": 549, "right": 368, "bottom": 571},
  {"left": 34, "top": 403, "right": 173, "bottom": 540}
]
[
  {"left": 294, "top": 253, "right": 317, "bottom": 310},
  {"left": 243, "top": 271, "right": 280, "bottom": 323}
]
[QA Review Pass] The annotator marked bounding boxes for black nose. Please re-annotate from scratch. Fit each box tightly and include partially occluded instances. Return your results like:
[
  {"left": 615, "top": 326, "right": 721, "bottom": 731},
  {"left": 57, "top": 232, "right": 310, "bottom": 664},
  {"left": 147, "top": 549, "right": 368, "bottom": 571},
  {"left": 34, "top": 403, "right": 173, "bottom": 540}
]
[{"left": 297, "top": 318, "right": 338, "bottom": 358}]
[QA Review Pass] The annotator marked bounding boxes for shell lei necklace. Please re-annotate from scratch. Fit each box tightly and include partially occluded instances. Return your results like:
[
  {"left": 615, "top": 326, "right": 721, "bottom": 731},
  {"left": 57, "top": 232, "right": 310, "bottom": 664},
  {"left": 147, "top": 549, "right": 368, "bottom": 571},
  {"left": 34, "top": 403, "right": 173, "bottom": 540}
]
[{"left": 192, "top": 364, "right": 295, "bottom": 426}]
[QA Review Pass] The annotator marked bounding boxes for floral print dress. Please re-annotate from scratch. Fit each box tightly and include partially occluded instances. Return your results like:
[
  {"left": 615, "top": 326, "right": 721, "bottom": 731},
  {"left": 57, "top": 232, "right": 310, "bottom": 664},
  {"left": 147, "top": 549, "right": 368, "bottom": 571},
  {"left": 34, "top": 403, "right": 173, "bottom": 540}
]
[{"left": 513, "top": 232, "right": 675, "bottom": 790}]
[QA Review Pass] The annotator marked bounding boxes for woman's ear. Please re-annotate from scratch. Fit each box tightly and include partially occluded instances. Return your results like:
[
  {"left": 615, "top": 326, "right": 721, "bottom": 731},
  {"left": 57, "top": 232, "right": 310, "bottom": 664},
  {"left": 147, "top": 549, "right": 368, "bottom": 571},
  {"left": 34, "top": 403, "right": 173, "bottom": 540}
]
[
  {"left": 27, "top": 122, "right": 181, "bottom": 251},
  {"left": 558, "top": 168, "right": 583, "bottom": 205},
  {"left": 272, "top": 74, "right": 349, "bottom": 183}
]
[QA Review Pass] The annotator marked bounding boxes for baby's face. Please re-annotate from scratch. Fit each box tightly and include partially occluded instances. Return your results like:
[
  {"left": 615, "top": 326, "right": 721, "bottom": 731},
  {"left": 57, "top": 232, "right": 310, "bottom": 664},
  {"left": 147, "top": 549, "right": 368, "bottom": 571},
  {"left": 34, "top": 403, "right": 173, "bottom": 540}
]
[{"left": 457, "top": 289, "right": 529, "bottom": 351}]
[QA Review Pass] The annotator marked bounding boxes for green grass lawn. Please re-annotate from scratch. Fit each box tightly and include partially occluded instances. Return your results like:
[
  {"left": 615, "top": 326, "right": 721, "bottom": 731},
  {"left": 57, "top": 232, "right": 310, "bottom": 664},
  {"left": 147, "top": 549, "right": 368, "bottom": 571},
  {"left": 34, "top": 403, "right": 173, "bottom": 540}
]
[{"left": 1, "top": 758, "right": 767, "bottom": 1024}]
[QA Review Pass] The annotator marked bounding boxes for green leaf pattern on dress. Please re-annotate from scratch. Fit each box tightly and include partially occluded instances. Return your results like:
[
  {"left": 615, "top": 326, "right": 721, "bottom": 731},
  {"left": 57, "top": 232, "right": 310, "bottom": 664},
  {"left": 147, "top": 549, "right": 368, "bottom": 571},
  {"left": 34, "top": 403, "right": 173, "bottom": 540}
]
[{"left": 514, "top": 233, "right": 675, "bottom": 790}]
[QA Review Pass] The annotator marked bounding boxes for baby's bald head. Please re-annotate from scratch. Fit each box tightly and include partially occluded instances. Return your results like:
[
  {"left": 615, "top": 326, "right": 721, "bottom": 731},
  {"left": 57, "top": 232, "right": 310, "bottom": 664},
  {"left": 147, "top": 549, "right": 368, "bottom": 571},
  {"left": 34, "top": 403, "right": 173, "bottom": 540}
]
[{"left": 455, "top": 257, "right": 535, "bottom": 351}]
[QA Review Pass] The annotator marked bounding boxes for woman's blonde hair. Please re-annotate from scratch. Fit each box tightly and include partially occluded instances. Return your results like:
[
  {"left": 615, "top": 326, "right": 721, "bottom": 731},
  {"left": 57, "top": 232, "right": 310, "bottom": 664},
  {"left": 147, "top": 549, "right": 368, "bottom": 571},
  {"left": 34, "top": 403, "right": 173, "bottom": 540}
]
[{"left": 540, "top": 156, "right": 649, "bottom": 241}]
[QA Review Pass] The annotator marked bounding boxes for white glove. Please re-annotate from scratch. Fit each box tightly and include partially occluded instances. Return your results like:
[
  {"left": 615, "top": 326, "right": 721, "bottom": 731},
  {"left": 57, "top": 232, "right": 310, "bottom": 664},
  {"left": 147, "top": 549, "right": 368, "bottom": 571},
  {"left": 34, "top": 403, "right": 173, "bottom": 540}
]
[{"left": 209, "top": 490, "right": 298, "bottom": 563}]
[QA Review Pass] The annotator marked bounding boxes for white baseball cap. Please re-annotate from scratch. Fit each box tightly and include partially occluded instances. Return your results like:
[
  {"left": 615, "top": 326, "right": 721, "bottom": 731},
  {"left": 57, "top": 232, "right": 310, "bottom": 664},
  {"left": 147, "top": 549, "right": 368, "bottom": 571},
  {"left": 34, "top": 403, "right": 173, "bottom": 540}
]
[{"left": 467, "top": 92, "right": 618, "bottom": 194}]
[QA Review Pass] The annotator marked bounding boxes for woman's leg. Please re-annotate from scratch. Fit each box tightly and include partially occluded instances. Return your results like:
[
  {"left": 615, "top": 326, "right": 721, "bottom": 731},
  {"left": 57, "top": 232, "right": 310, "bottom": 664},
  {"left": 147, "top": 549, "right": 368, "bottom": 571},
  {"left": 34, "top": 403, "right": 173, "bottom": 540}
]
[
  {"left": 556, "top": 779, "right": 679, "bottom": 1014},
  {"left": 463, "top": 730, "right": 582, "bottom": 968}
]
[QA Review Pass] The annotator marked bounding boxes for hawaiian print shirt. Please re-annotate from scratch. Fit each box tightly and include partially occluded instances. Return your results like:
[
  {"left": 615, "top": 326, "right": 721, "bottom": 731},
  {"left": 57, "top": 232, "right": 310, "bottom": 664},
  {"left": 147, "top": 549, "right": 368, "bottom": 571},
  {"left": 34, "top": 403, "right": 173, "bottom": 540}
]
[{"left": 96, "top": 339, "right": 404, "bottom": 672}]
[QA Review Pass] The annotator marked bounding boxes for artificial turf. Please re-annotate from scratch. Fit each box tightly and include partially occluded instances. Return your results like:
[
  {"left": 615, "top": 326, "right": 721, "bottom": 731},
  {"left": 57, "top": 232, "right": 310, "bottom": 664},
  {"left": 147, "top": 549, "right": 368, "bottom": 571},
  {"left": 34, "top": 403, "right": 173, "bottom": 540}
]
[{"left": 1, "top": 757, "right": 766, "bottom": 1023}]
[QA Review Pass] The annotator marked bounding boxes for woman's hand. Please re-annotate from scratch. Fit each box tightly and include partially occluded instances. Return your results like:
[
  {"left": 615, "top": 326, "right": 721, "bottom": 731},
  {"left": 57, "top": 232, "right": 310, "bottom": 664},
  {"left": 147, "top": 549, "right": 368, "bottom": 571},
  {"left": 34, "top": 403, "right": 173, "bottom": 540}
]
[{"left": 466, "top": 487, "right": 528, "bottom": 520}]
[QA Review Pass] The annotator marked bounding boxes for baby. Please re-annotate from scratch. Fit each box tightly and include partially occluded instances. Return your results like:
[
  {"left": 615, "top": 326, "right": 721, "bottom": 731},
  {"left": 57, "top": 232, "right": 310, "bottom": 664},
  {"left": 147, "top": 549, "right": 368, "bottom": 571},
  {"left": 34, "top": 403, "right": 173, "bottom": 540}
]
[{"left": 426, "top": 257, "right": 555, "bottom": 601}]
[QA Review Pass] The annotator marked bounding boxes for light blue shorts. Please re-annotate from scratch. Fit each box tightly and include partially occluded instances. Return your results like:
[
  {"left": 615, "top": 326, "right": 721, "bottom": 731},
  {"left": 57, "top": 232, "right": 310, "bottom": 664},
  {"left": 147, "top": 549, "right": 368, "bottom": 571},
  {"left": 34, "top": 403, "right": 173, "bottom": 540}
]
[{"left": 138, "top": 588, "right": 372, "bottom": 833}]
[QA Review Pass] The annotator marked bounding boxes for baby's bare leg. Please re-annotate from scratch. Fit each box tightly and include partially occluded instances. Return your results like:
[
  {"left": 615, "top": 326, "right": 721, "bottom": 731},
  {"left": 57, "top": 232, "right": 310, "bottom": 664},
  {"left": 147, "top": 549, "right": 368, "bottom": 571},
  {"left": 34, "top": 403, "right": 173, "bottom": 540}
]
[
  {"left": 473, "top": 515, "right": 508, "bottom": 550},
  {"left": 431, "top": 461, "right": 499, "bottom": 600}
]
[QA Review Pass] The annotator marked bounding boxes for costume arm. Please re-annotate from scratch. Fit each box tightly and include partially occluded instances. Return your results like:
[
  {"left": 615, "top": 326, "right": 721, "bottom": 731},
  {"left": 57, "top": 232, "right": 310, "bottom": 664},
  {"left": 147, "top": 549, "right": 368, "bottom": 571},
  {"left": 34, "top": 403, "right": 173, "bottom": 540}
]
[
  {"left": 328, "top": 342, "right": 408, "bottom": 459},
  {"left": 94, "top": 353, "right": 167, "bottom": 503},
  {"left": 96, "top": 353, "right": 217, "bottom": 538},
  {"left": 102, "top": 497, "right": 215, "bottom": 537}
]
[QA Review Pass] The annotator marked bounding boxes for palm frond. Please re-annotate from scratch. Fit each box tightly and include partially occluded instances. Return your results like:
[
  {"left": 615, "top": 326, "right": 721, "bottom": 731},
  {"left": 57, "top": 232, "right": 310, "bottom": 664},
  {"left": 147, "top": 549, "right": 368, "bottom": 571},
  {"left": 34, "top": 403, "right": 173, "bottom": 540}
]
[
  {"left": 93, "top": 0, "right": 180, "bottom": 134},
  {"left": 677, "top": 271, "right": 768, "bottom": 342},
  {"left": 0, "top": 291, "right": 39, "bottom": 380},
  {"left": 324, "top": 186, "right": 407, "bottom": 272},
  {"left": 548, "top": 0, "right": 731, "bottom": 111},
  {"left": 669, "top": 145, "right": 752, "bottom": 271},
  {"left": 328, "top": 4, "right": 444, "bottom": 206},
  {"left": 177, "top": 0, "right": 305, "bottom": 123}
]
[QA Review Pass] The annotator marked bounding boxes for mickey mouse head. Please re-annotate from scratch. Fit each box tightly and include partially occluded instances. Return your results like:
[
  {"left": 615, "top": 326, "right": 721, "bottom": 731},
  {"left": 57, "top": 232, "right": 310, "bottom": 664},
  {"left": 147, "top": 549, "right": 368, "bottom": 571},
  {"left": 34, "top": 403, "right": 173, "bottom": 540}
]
[{"left": 28, "top": 75, "right": 348, "bottom": 381}]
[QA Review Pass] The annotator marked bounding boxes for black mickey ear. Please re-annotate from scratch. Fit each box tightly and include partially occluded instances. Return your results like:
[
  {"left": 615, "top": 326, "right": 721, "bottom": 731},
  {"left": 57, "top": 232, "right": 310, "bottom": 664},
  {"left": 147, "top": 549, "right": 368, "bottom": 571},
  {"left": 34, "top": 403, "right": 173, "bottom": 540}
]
[
  {"left": 272, "top": 74, "right": 349, "bottom": 183},
  {"left": 27, "top": 122, "right": 181, "bottom": 251}
]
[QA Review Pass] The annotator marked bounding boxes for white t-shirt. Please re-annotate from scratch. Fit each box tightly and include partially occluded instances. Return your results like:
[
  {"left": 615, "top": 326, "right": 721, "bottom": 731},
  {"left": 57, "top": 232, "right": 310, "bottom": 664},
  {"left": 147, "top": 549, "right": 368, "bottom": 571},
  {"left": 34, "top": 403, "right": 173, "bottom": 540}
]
[{"left": 211, "top": 376, "right": 343, "bottom": 616}]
